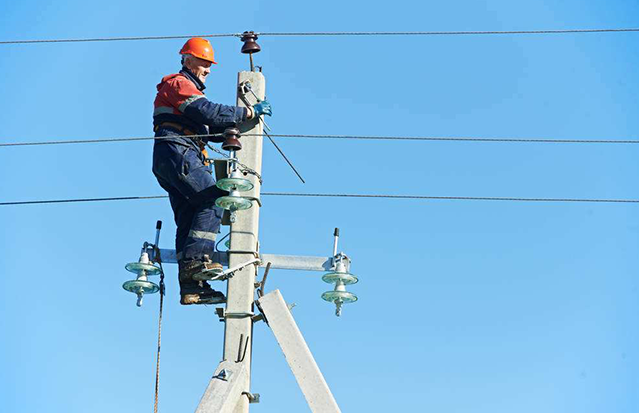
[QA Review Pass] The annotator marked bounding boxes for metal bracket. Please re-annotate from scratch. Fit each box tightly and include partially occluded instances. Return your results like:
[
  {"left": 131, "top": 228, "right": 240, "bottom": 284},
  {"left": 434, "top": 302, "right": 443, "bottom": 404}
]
[
  {"left": 215, "top": 307, "right": 225, "bottom": 322},
  {"left": 151, "top": 249, "right": 338, "bottom": 273},
  {"left": 215, "top": 307, "right": 256, "bottom": 323},
  {"left": 221, "top": 257, "right": 261, "bottom": 278},
  {"left": 329, "top": 251, "right": 351, "bottom": 274},
  {"left": 242, "top": 392, "right": 261, "bottom": 404},
  {"left": 195, "top": 257, "right": 261, "bottom": 281}
]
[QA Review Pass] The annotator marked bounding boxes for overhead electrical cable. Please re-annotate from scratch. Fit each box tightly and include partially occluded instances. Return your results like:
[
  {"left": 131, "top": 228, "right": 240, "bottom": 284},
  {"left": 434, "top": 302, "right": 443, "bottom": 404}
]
[
  {"left": 258, "top": 28, "right": 639, "bottom": 36},
  {"left": 0, "top": 33, "right": 239, "bottom": 45},
  {"left": 2, "top": 193, "right": 639, "bottom": 206},
  {"left": 0, "top": 134, "right": 222, "bottom": 147},
  {"left": 0, "top": 196, "right": 168, "bottom": 205},
  {"left": 3, "top": 133, "right": 639, "bottom": 147},
  {"left": 252, "top": 134, "right": 639, "bottom": 144},
  {"left": 262, "top": 193, "right": 639, "bottom": 204},
  {"left": 1, "top": 28, "right": 638, "bottom": 45},
  {"left": 0, "top": 136, "right": 157, "bottom": 146}
]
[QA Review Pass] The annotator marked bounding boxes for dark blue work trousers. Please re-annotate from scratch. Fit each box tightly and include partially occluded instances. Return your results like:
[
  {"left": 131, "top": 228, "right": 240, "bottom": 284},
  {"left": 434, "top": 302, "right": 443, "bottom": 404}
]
[{"left": 152, "top": 130, "right": 226, "bottom": 262}]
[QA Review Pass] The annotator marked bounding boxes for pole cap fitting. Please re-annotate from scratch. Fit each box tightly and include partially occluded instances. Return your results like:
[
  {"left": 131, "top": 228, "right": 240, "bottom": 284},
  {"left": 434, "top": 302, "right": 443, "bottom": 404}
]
[{"left": 240, "top": 31, "right": 261, "bottom": 54}]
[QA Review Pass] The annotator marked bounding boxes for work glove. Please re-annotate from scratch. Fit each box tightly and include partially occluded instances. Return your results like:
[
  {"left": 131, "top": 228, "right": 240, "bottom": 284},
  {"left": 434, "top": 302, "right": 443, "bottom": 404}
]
[{"left": 252, "top": 100, "right": 272, "bottom": 117}]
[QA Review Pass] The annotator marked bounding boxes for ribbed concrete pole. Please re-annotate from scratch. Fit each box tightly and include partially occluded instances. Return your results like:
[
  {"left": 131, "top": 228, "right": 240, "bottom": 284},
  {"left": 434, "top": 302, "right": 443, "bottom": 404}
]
[{"left": 223, "top": 70, "right": 264, "bottom": 413}]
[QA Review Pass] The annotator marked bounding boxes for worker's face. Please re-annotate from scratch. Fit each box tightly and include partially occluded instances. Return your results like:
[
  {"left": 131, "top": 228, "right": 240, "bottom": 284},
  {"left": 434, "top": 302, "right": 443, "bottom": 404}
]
[{"left": 185, "top": 56, "right": 212, "bottom": 83}]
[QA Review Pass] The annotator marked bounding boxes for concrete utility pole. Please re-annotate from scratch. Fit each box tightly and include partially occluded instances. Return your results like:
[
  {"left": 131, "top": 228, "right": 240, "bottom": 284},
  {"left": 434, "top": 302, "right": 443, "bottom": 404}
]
[{"left": 223, "top": 70, "right": 264, "bottom": 413}]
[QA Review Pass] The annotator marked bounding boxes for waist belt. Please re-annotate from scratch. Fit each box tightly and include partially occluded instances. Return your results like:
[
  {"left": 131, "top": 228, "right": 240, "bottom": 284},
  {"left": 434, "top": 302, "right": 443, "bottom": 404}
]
[{"left": 154, "top": 122, "right": 196, "bottom": 136}]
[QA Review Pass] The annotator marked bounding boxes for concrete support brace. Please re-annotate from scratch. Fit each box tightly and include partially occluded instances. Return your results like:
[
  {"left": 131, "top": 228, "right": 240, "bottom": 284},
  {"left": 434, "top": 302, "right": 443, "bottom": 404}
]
[{"left": 258, "top": 290, "right": 341, "bottom": 413}]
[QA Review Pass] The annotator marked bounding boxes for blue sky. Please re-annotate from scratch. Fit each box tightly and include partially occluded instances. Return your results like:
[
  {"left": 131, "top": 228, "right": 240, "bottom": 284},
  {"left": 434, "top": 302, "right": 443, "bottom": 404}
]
[{"left": 1, "top": 1, "right": 639, "bottom": 412}]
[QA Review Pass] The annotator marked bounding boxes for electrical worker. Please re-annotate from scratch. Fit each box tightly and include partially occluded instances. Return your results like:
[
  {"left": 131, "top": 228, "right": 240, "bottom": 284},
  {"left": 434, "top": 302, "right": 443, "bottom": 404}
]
[{"left": 152, "top": 37, "right": 272, "bottom": 305}]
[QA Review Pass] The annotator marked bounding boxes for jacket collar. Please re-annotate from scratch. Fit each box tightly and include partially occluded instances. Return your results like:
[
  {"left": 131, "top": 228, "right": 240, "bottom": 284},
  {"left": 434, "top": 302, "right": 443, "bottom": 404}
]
[{"left": 180, "top": 67, "right": 206, "bottom": 91}]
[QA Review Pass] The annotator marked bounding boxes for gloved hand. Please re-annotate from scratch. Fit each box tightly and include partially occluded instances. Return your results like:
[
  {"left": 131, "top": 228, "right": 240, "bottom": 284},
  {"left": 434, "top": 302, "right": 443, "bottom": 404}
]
[{"left": 252, "top": 100, "right": 272, "bottom": 117}]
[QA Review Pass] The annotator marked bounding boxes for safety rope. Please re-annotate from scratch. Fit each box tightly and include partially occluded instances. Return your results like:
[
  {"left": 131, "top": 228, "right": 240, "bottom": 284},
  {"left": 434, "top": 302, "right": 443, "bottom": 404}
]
[{"left": 154, "top": 259, "right": 166, "bottom": 413}]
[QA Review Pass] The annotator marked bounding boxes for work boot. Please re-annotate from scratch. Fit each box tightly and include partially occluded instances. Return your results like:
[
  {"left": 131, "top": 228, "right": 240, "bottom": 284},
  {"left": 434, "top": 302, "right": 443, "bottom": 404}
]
[
  {"left": 178, "top": 257, "right": 226, "bottom": 305},
  {"left": 179, "top": 256, "right": 224, "bottom": 281},
  {"left": 179, "top": 279, "right": 226, "bottom": 305}
]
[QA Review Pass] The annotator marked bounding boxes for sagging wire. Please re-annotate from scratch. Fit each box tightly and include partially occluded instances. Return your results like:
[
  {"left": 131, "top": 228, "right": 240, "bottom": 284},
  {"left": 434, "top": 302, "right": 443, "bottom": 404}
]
[
  {"left": 2, "top": 28, "right": 639, "bottom": 45},
  {"left": 238, "top": 80, "right": 305, "bottom": 183},
  {"left": 0, "top": 33, "right": 240, "bottom": 45},
  {"left": 263, "top": 130, "right": 305, "bottom": 183},
  {"left": 0, "top": 133, "right": 223, "bottom": 147},
  {"left": 4, "top": 193, "right": 639, "bottom": 206},
  {"left": 5, "top": 133, "right": 639, "bottom": 147}
]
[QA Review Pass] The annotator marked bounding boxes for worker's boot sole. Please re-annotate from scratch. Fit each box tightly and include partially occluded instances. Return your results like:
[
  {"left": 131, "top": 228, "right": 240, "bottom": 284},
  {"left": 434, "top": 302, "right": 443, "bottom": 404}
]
[
  {"left": 179, "top": 278, "right": 226, "bottom": 305},
  {"left": 180, "top": 292, "right": 226, "bottom": 305}
]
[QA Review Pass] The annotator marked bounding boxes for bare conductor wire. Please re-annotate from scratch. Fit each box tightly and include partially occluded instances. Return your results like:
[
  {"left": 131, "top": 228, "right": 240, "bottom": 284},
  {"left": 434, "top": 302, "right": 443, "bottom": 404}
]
[{"left": 2, "top": 28, "right": 639, "bottom": 45}]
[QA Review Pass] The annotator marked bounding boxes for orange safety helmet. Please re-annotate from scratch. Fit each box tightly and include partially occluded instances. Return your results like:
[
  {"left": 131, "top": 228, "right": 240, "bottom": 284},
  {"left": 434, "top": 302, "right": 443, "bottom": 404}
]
[{"left": 180, "top": 37, "right": 217, "bottom": 64}]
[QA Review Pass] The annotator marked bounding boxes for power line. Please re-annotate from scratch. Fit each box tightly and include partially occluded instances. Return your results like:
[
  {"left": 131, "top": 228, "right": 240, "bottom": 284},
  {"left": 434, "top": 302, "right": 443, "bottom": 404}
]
[
  {"left": 258, "top": 134, "right": 639, "bottom": 144},
  {"left": 2, "top": 193, "right": 639, "bottom": 206},
  {"left": 263, "top": 192, "right": 639, "bottom": 204},
  {"left": 3, "top": 133, "right": 639, "bottom": 148},
  {"left": 1, "top": 28, "right": 638, "bottom": 45},
  {"left": 0, "top": 136, "right": 155, "bottom": 147},
  {"left": 0, "top": 134, "right": 221, "bottom": 147},
  {"left": 259, "top": 28, "right": 639, "bottom": 36},
  {"left": 0, "top": 33, "right": 239, "bottom": 45},
  {"left": 0, "top": 195, "right": 167, "bottom": 205}
]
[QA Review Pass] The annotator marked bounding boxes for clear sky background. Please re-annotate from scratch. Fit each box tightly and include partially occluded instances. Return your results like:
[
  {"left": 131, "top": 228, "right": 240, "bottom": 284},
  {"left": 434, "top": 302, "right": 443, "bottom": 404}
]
[{"left": 1, "top": 1, "right": 639, "bottom": 412}]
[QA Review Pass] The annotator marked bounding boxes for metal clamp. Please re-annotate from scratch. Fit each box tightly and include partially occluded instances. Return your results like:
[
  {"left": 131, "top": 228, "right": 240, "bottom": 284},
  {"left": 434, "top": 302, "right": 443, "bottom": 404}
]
[
  {"left": 242, "top": 392, "right": 260, "bottom": 404},
  {"left": 244, "top": 196, "right": 262, "bottom": 207},
  {"left": 198, "top": 257, "right": 261, "bottom": 282},
  {"left": 220, "top": 257, "right": 261, "bottom": 279},
  {"left": 227, "top": 250, "right": 260, "bottom": 258},
  {"left": 215, "top": 308, "right": 256, "bottom": 322},
  {"left": 238, "top": 81, "right": 271, "bottom": 132}
]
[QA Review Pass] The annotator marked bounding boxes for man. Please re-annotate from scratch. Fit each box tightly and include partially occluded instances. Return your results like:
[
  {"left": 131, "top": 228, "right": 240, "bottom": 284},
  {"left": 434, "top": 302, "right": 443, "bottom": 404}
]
[{"left": 152, "top": 37, "right": 272, "bottom": 305}]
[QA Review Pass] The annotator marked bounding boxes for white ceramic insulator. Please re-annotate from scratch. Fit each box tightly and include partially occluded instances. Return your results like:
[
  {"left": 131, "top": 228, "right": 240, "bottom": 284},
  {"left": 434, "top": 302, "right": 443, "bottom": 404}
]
[{"left": 139, "top": 251, "right": 150, "bottom": 265}]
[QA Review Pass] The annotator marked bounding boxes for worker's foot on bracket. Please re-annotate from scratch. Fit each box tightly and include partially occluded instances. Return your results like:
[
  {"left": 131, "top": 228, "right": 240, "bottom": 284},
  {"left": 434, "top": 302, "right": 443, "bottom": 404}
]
[
  {"left": 180, "top": 291, "right": 226, "bottom": 305},
  {"left": 179, "top": 280, "right": 226, "bottom": 305},
  {"left": 179, "top": 257, "right": 224, "bottom": 281}
]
